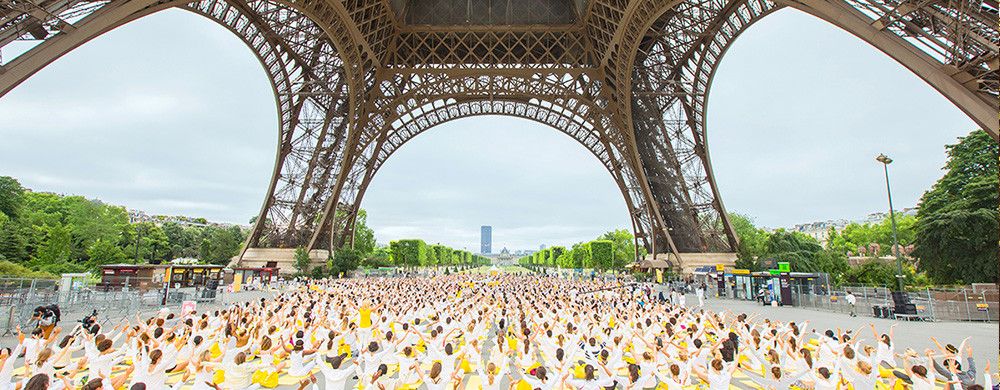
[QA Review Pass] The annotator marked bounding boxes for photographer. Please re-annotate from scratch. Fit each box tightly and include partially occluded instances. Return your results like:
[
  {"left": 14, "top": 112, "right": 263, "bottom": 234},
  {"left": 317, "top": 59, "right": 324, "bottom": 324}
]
[{"left": 30, "top": 305, "right": 61, "bottom": 341}]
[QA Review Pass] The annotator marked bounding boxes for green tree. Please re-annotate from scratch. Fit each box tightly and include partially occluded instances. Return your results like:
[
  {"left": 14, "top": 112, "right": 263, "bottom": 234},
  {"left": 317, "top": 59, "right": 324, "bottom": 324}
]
[
  {"left": 86, "top": 238, "right": 126, "bottom": 266},
  {"left": 294, "top": 246, "right": 311, "bottom": 274},
  {"left": 760, "top": 230, "right": 824, "bottom": 272},
  {"left": 162, "top": 222, "right": 200, "bottom": 259},
  {"left": 843, "top": 259, "right": 903, "bottom": 287},
  {"left": 351, "top": 209, "right": 377, "bottom": 257},
  {"left": 729, "top": 213, "right": 768, "bottom": 270},
  {"left": 0, "top": 217, "right": 28, "bottom": 263},
  {"left": 0, "top": 176, "right": 25, "bottom": 220},
  {"left": 598, "top": 229, "right": 645, "bottom": 268},
  {"left": 913, "top": 130, "right": 999, "bottom": 284},
  {"left": 33, "top": 223, "right": 73, "bottom": 265},
  {"left": 425, "top": 244, "right": 439, "bottom": 266},
  {"left": 434, "top": 245, "right": 452, "bottom": 266},
  {"left": 571, "top": 242, "right": 589, "bottom": 269},
  {"left": 63, "top": 197, "right": 129, "bottom": 260},
  {"left": 390, "top": 239, "right": 426, "bottom": 267},
  {"left": 310, "top": 265, "right": 327, "bottom": 279},
  {"left": 814, "top": 248, "right": 850, "bottom": 284},
  {"left": 330, "top": 247, "right": 362, "bottom": 277},
  {"left": 363, "top": 246, "right": 392, "bottom": 268},
  {"left": 127, "top": 222, "right": 170, "bottom": 264},
  {"left": 550, "top": 246, "right": 566, "bottom": 267},
  {"left": 0, "top": 260, "right": 55, "bottom": 278},
  {"left": 198, "top": 226, "right": 244, "bottom": 265},
  {"left": 827, "top": 215, "right": 917, "bottom": 256},
  {"left": 590, "top": 240, "right": 613, "bottom": 270}
]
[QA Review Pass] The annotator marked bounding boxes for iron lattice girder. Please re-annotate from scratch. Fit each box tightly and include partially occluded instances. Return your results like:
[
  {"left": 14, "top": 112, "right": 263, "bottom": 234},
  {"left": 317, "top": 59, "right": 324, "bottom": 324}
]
[
  {"left": 0, "top": 0, "right": 997, "bottom": 261},
  {"left": 179, "top": 0, "right": 356, "bottom": 250},
  {"left": 390, "top": 27, "right": 594, "bottom": 67}
]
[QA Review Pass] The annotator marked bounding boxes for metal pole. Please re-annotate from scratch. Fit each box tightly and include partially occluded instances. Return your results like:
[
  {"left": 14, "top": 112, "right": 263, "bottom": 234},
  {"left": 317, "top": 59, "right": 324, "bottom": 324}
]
[
  {"left": 984, "top": 291, "right": 991, "bottom": 322},
  {"left": 963, "top": 289, "right": 971, "bottom": 321},
  {"left": 878, "top": 156, "right": 904, "bottom": 292},
  {"left": 134, "top": 226, "right": 142, "bottom": 263},
  {"left": 161, "top": 265, "right": 172, "bottom": 306},
  {"left": 926, "top": 287, "right": 935, "bottom": 321}
]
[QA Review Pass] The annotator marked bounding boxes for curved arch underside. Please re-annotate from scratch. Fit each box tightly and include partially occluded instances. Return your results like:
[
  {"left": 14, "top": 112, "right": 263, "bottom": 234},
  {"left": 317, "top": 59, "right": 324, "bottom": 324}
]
[{"left": 1, "top": 0, "right": 995, "bottom": 267}]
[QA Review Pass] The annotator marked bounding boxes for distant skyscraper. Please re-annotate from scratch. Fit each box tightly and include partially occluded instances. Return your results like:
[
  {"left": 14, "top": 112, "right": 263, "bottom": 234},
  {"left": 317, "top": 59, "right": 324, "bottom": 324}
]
[{"left": 481, "top": 226, "right": 492, "bottom": 254}]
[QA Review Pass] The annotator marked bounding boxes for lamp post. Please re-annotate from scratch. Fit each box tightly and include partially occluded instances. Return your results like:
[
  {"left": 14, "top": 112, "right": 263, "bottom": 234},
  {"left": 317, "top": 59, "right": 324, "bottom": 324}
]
[
  {"left": 876, "top": 153, "right": 905, "bottom": 292},
  {"left": 134, "top": 226, "right": 142, "bottom": 263}
]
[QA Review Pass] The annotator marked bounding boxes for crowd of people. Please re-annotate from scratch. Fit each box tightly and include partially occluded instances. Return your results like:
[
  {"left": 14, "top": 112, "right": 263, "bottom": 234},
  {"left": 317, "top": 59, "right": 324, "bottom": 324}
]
[{"left": 0, "top": 272, "right": 995, "bottom": 389}]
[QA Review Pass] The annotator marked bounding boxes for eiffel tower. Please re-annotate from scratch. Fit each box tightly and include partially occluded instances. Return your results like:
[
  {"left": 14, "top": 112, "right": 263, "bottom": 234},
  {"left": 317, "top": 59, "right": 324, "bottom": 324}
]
[{"left": 2, "top": 0, "right": 996, "bottom": 271}]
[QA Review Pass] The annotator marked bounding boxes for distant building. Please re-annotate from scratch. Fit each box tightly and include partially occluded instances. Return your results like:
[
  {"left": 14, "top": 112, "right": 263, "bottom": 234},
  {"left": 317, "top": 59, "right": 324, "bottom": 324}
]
[
  {"left": 539, "top": 244, "right": 546, "bottom": 250},
  {"left": 494, "top": 247, "right": 515, "bottom": 266},
  {"left": 128, "top": 209, "right": 153, "bottom": 224},
  {"left": 127, "top": 208, "right": 248, "bottom": 230},
  {"left": 787, "top": 207, "right": 918, "bottom": 247},
  {"left": 791, "top": 219, "right": 849, "bottom": 246},
  {"left": 481, "top": 225, "right": 492, "bottom": 254}
]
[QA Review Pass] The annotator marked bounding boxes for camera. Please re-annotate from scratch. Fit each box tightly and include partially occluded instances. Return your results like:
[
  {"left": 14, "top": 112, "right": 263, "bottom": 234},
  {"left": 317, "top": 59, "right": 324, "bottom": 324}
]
[
  {"left": 31, "top": 304, "right": 60, "bottom": 327},
  {"left": 79, "top": 310, "right": 99, "bottom": 334}
]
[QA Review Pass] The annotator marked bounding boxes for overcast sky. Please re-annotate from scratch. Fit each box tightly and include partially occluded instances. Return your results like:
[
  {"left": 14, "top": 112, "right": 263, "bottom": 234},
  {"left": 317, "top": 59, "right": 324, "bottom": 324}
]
[{"left": 0, "top": 8, "right": 975, "bottom": 251}]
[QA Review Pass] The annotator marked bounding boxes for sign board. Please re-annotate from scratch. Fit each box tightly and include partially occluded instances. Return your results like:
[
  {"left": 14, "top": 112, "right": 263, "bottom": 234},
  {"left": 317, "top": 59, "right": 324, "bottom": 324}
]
[
  {"left": 655, "top": 269, "right": 663, "bottom": 283},
  {"left": 830, "top": 296, "right": 838, "bottom": 302},
  {"left": 777, "top": 262, "right": 790, "bottom": 273},
  {"left": 778, "top": 273, "right": 792, "bottom": 305},
  {"left": 181, "top": 301, "right": 197, "bottom": 316},
  {"left": 733, "top": 269, "right": 751, "bottom": 275},
  {"left": 976, "top": 303, "right": 989, "bottom": 312},
  {"left": 715, "top": 264, "right": 725, "bottom": 272},
  {"left": 768, "top": 269, "right": 780, "bottom": 276}
]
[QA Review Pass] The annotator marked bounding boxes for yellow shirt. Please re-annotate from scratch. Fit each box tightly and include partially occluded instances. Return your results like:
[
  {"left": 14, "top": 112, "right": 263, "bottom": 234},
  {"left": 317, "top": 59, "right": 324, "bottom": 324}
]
[{"left": 359, "top": 307, "right": 372, "bottom": 328}]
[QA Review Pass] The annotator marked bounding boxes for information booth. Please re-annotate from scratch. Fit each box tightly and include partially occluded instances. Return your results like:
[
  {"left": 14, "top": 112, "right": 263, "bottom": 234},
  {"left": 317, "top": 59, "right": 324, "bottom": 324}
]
[
  {"left": 100, "top": 264, "right": 224, "bottom": 289},
  {"left": 232, "top": 267, "right": 278, "bottom": 285},
  {"left": 746, "top": 270, "right": 827, "bottom": 306}
]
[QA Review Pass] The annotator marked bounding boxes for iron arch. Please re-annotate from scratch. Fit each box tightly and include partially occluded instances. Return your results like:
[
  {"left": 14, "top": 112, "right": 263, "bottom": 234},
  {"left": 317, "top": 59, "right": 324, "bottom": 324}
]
[{"left": 314, "top": 97, "right": 658, "bottom": 259}]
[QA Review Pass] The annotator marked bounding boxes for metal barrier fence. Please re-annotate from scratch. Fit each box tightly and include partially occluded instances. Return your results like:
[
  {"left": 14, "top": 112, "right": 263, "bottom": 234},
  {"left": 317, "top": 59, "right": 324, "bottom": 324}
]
[
  {"left": 706, "top": 282, "right": 998, "bottom": 322},
  {"left": 0, "top": 276, "right": 266, "bottom": 337}
]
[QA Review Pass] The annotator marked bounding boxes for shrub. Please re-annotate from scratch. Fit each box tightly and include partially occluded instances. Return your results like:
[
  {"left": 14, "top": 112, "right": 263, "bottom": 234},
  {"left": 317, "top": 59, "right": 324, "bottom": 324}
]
[
  {"left": 590, "top": 240, "right": 613, "bottom": 270},
  {"left": 0, "top": 260, "right": 57, "bottom": 279}
]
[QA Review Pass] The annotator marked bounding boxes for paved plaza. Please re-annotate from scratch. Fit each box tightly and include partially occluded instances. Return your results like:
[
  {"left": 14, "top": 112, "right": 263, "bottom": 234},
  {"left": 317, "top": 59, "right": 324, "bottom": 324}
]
[
  {"left": 0, "top": 276, "right": 994, "bottom": 389},
  {"left": 697, "top": 296, "right": 999, "bottom": 370}
]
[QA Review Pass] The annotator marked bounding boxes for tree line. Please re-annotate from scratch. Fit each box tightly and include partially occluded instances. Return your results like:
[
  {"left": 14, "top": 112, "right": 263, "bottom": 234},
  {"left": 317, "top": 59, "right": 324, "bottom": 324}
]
[
  {"left": 516, "top": 229, "right": 645, "bottom": 271},
  {"left": 0, "top": 177, "right": 246, "bottom": 278},
  {"left": 291, "top": 234, "right": 490, "bottom": 279},
  {"left": 385, "top": 239, "right": 490, "bottom": 268}
]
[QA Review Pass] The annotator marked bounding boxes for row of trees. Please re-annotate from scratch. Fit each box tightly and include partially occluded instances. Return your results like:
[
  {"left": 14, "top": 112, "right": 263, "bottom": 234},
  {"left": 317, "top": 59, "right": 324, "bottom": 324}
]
[
  {"left": 387, "top": 239, "right": 489, "bottom": 268},
  {"left": 516, "top": 229, "right": 645, "bottom": 270},
  {"left": 730, "top": 213, "right": 917, "bottom": 286},
  {"left": 292, "top": 236, "right": 491, "bottom": 278},
  {"left": 0, "top": 176, "right": 247, "bottom": 277}
]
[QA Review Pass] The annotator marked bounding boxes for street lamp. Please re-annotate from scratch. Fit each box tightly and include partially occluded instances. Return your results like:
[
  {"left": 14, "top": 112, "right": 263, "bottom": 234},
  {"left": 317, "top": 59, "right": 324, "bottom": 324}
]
[{"left": 876, "top": 153, "right": 905, "bottom": 292}]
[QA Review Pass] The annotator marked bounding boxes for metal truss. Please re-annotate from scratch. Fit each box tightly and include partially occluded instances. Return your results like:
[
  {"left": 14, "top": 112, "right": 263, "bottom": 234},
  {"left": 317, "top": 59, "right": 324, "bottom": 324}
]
[{"left": 1, "top": 0, "right": 995, "bottom": 268}]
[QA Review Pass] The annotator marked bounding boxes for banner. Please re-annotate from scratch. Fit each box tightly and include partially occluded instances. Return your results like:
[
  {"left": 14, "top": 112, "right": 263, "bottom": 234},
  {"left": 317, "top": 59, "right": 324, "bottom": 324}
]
[
  {"left": 181, "top": 301, "right": 197, "bottom": 316},
  {"left": 655, "top": 269, "right": 663, "bottom": 283}
]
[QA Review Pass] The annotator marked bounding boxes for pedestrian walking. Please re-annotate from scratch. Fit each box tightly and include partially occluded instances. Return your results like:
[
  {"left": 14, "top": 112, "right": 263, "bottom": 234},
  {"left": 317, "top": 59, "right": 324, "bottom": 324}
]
[
  {"left": 846, "top": 290, "right": 858, "bottom": 317},
  {"left": 697, "top": 282, "right": 706, "bottom": 307}
]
